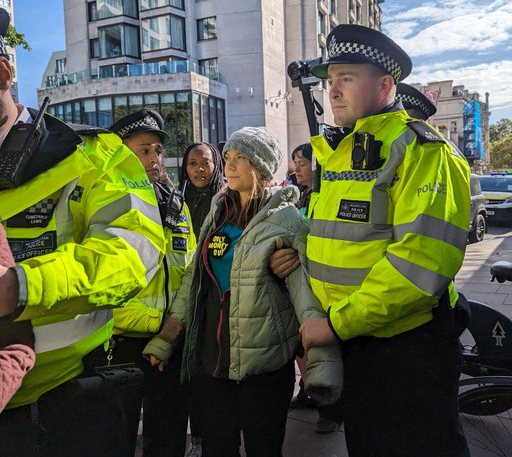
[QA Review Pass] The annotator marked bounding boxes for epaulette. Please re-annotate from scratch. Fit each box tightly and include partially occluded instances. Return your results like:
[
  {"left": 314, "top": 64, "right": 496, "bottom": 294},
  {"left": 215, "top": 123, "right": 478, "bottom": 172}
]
[
  {"left": 67, "top": 123, "right": 112, "bottom": 136},
  {"left": 406, "top": 120, "right": 445, "bottom": 145}
]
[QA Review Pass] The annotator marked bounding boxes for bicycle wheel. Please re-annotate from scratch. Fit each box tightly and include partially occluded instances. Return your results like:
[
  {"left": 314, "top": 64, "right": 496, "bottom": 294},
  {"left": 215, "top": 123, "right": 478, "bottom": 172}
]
[{"left": 460, "top": 380, "right": 512, "bottom": 456}]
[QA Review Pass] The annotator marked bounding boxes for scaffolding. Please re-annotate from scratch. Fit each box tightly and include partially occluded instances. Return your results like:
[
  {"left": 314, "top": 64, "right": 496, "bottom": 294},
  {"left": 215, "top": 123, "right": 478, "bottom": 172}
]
[{"left": 463, "top": 100, "right": 484, "bottom": 160}]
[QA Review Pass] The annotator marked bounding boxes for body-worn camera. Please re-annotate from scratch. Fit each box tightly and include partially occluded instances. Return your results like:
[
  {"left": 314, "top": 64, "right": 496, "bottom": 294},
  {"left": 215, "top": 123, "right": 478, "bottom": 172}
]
[
  {"left": 351, "top": 132, "right": 383, "bottom": 171},
  {"left": 164, "top": 188, "right": 184, "bottom": 229},
  {"left": 0, "top": 97, "right": 51, "bottom": 189}
]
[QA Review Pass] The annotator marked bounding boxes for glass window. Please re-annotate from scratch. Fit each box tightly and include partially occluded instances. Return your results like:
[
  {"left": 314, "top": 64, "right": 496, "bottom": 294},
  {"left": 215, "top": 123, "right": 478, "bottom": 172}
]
[
  {"left": 0, "top": 0, "right": 11, "bottom": 7},
  {"left": 144, "top": 94, "right": 159, "bottom": 112},
  {"left": 209, "top": 98, "right": 217, "bottom": 146},
  {"left": 200, "top": 95, "right": 209, "bottom": 142},
  {"left": 192, "top": 93, "right": 201, "bottom": 143},
  {"left": 97, "top": 0, "right": 138, "bottom": 19},
  {"left": 197, "top": 17, "right": 217, "bottom": 41},
  {"left": 90, "top": 39, "right": 100, "bottom": 58},
  {"left": 129, "top": 95, "right": 144, "bottom": 112},
  {"left": 141, "top": 15, "right": 185, "bottom": 51},
  {"left": 199, "top": 57, "right": 218, "bottom": 79},
  {"left": 63, "top": 103, "right": 73, "bottom": 123},
  {"left": 55, "top": 58, "right": 66, "bottom": 74},
  {"left": 216, "top": 98, "right": 225, "bottom": 143},
  {"left": 73, "top": 102, "right": 81, "bottom": 122},
  {"left": 83, "top": 99, "right": 97, "bottom": 126},
  {"left": 98, "top": 24, "right": 140, "bottom": 58},
  {"left": 113, "top": 96, "right": 129, "bottom": 121},
  {"left": 176, "top": 92, "right": 192, "bottom": 157},
  {"left": 160, "top": 93, "right": 177, "bottom": 154},
  {"left": 140, "top": 0, "right": 184, "bottom": 10},
  {"left": 97, "top": 97, "right": 112, "bottom": 127},
  {"left": 88, "top": 2, "right": 98, "bottom": 21}
]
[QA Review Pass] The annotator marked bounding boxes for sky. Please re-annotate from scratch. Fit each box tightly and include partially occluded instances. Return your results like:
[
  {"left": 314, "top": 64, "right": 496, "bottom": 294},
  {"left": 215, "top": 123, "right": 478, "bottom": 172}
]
[{"left": 12, "top": 0, "right": 512, "bottom": 123}]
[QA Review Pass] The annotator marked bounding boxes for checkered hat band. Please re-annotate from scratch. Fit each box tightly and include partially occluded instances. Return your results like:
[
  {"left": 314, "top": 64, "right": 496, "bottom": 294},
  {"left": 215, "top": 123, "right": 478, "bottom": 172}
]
[
  {"left": 0, "top": 36, "right": 8, "bottom": 60},
  {"left": 328, "top": 39, "right": 401, "bottom": 82},
  {"left": 117, "top": 115, "right": 160, "bottom": 138},
  {"left": 396, "top": 94, "right": 430, "bottom": 116}
]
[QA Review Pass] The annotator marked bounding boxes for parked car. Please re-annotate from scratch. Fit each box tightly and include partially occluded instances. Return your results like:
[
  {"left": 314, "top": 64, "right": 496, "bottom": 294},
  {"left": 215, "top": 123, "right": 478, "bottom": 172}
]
[
  {"left": 469, "top": 174, "right": 487, "bottom": 243},
  {"left": 477, "top": 174, "right": 512, "bottom": 225}
]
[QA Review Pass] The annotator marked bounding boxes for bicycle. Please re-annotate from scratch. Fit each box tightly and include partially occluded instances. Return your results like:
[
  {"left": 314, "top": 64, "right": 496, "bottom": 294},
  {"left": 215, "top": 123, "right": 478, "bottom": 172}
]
[{"left": 459, "top": 260, "right": 512, "bottom": 456}]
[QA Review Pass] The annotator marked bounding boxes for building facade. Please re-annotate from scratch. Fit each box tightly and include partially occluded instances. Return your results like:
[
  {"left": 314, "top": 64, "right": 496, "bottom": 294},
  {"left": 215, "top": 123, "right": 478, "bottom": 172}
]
[
  {"left": 38, "top": 0, "right": 383, "bottom": 182},
  {"left": 411, "top": 80, "right": 491, "bottom": 173}
]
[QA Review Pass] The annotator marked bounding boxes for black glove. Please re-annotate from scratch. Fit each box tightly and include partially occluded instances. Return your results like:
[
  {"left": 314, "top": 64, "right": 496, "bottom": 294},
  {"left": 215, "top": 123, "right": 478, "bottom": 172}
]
[{"left": 0, "top": 317, "right": 35, "bottom": 349}]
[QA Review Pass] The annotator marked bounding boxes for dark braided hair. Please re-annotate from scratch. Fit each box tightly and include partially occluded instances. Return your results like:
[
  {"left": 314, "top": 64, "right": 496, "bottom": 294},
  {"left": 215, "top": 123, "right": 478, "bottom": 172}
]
[{"left": 178, "top": 142, "right": 224, "bottom": 194}]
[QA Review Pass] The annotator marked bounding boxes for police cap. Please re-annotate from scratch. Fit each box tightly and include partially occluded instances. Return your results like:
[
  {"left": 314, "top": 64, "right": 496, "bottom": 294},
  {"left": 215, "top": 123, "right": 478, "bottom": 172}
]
[
  {"left": 311, "top": 24, "right": 412, "bottom": 83},
  {"left": 109, "top": 108, "right": 169, "bottom": 143},
  {"left": 0, "top": 8, "right": 11, "bottom": 61},
  {"left": 396, "top": 83, "right": 437, "bottom": 120}
]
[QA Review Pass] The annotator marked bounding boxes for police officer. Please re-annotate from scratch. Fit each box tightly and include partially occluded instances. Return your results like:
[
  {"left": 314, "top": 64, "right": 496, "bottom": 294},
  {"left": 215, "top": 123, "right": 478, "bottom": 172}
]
[
  {"left": 0, "top": 8, "right": 165, "bottom": 457},
  {"left": 273, "top": 24, "right": 471, "bottom": 456},
  {"left": 396, "top": 82, "right": 437, "bottom": 121},
  {"left": 109, "top": 109, "right": 196, "bottom": 457}
]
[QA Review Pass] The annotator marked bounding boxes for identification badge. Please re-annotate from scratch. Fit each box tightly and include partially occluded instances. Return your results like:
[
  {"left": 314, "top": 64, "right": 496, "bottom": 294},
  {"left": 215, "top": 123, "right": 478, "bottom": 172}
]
[
  {"left": 7, "top": 198, "right": 58, "bottom": 228},
  {"left": 337, "top": 199, "right": 370, "bottom": 222},
  {"left": 8, "top": 231, "right": 57, "bottom": 261},
  {"left": 172, "top": 237, "right": 188, "bottom": 252}
]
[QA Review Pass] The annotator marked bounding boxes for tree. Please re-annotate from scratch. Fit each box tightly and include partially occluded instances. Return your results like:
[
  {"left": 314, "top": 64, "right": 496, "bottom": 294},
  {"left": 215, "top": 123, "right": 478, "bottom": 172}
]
[
  {"left": 490, "top": 119, "right": 512, "bottom": 143},
  {"left": 4, "top": 25, "right": 30, "bottom": 51},
  {"left": 490, "top": 137, "right": 512, "bottom": 170}
]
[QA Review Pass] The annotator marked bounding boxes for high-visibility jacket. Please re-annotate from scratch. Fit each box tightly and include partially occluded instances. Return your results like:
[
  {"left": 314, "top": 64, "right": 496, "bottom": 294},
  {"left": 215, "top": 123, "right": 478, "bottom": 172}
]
[
  {"left": 0, "top": 115, "right": 165, "bottom": 408},
  {"left": 113, "top": 199, "right": 196, "bottom": 336},
  {"left": 307, "top": 108, "right": 471, "bottom": 340}
]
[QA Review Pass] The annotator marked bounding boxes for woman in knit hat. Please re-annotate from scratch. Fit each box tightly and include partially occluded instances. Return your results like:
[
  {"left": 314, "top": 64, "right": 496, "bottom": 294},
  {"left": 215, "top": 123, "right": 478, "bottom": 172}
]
[{"left": 144, "top": 126, "right": 342, "bottom": 457}]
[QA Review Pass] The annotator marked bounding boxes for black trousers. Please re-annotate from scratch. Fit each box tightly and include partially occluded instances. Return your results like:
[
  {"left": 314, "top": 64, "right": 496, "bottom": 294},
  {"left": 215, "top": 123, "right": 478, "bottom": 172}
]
[
  {"left": 0, "top": 365, "right": 143, "bottom": 457},
  {"left": 112, "top": 336, "right": 190, "bottom": 457},
  {"left": 195, "top": 360, "right": 295, "bottom": 457},
  {"left": 340, "top": 306, "right": 470, "bottom": 457}
]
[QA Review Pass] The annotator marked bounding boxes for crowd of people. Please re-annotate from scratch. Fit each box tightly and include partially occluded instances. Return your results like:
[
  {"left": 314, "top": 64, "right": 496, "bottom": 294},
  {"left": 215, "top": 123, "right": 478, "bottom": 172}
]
[{"left": 0, "top": 5, "right": 472, "bottom": 457}]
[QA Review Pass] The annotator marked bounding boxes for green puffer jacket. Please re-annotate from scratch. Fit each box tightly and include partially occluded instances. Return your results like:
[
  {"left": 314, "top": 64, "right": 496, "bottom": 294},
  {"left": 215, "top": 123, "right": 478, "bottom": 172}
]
[{"left": 144, "top": 185, "right": 343, "bottom": 404}]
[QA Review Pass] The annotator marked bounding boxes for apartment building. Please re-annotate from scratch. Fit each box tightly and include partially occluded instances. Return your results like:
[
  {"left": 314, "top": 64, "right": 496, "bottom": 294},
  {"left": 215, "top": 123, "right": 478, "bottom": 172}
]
[{"left": 38, "top": 0, "right": 384, "bottom": 181}]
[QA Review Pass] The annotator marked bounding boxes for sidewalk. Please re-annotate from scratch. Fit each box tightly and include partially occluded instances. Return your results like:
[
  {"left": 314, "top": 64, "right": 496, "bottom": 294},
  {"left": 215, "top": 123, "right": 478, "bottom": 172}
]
[{"left": 281, "top": 226, "right": 512, "bottom": 457}]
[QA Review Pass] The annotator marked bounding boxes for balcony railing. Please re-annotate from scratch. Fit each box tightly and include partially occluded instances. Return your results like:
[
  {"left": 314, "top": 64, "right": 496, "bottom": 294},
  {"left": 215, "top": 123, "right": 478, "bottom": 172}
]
[{"left": 44, "top": 59, "right": 220, "bottom": 89}]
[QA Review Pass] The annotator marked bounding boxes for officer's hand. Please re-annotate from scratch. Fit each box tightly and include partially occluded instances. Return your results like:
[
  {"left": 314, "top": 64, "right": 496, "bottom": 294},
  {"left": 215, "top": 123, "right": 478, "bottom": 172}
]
[
  {"left": 269, "top": 237, "right": 300, "bottom": 279},
  {"left": 300, "top": 318, "right": 336, "bottom": 352},
  {"left": 159, "top": 316, "right": 184, "bottom": 344},
  {"left": 149, "top": 354, "right": 166, "bottom": 372},
  {"left": 0, "top": 266, "right": 19, "bottom": 318}
]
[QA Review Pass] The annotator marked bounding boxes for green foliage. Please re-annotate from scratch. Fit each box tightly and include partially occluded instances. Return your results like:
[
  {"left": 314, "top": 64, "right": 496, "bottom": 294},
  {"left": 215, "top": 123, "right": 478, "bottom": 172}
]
[
  {"left": 490, "top": 118, "right": 512, "bottom": 143},
  {"left": 490, "top": 137, "right": 512, "bottom": 170},
  {"left": 4, "top": 25, "right": 30, "bottom": 51}
]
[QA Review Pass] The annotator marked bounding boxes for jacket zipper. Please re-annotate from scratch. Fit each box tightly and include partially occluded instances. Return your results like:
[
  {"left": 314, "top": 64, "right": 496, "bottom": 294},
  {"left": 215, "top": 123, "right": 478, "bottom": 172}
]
[{"left": 201, "top": 205, "right": 230, "bottom": 378}]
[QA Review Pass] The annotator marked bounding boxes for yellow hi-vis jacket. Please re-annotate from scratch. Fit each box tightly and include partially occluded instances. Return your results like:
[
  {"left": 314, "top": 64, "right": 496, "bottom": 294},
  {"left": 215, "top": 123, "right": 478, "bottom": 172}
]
[
  {"left": 1, "top": 118, "right": 165, "bottom": 408},
  {"left": 113, "top": 200, "right": 196, "bottom": 337},
  {"left": 307, "top": 109, "right": 471, "bottom": 340}
]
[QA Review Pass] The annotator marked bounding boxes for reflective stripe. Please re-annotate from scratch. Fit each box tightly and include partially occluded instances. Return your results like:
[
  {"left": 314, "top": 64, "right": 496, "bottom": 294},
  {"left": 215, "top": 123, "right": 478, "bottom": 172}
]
[
  {"left": 55, "top": 178, "right": 80, "bottom": 246},
  {"left": 88, "top": 225, "right": 160, "bottom": 282},
  {"left": 90, "top": 193, "right": 161, "bottom": 227},
  {"left": 394, "top": 214, "right": 468, "bottom": 251},
  {"left": 310, "top": 219, "right": 393, "bottom": 242},
  {"left": 371, "top": 129, "right": 416, "bottom": 224},
  {"left": 387, "top": 252, "right": 451, "bottom": 296},
  {"left": 323, "top": 169, "right": 383, "bottom": 182},
  {"left": 105, "top": 227, "right": 160, "bottom": 282},
  {"left": 308, "top": 258, "right": 370, "bottom": 286},
  {"left": 33, "top": 309, "right": 112, "bottom": 354}
]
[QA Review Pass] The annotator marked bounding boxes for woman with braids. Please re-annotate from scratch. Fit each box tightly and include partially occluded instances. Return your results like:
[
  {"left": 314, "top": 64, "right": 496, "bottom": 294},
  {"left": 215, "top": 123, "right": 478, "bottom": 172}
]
[
  {"left": 145, "top": 127, "right": 342, "bottom": 457},
  {"left": 179, "top": 143, "right": 225, "bottom": 240},
  {"left": 176, "top": 142, "right": 224, "bottom": 457}
]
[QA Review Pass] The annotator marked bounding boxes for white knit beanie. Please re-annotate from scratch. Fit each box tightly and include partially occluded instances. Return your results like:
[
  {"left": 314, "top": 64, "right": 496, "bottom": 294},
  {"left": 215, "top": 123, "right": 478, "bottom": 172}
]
[{"left": 223, "top": 127, "right": 282, "bottom": 180}]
